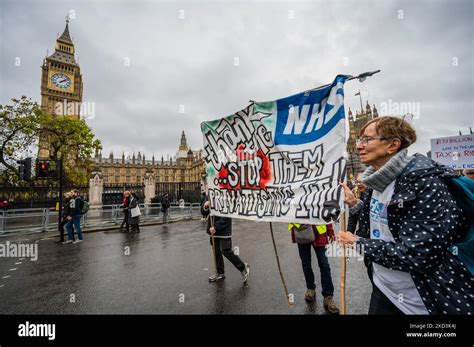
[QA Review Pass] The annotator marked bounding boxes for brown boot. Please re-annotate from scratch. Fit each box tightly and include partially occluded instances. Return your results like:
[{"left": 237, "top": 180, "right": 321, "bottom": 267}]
[
  {"left": 323, "top": 296, "right": 340, "bottom": 314},
  {"left": 304, "top": 289, "right": 316, "bottom": 302}
]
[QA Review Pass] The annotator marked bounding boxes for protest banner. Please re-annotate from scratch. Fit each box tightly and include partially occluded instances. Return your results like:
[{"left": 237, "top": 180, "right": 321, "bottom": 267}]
[{"left": 201, "top": 75, "right": 350, "bottom": 225}]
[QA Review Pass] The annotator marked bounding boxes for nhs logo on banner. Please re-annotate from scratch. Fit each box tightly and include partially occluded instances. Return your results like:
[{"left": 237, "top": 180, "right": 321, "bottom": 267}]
[{"left": 274, "top": 75, "right": 349, "bottom": 145}]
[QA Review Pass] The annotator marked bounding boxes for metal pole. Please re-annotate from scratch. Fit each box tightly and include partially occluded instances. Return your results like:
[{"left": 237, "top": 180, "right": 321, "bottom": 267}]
[
  {"left": 29, "top": 180, "right": 33, "bottom": 208},
  {"left": 288, "top": 70, "right": 382, "bottom": 97},
  {"left": 0, "top": 210, "right": 5, "bottom": 233},
  {"left": 44, "top": 208, "right": 50, "bottom": 231},
  {"left": 57, "top": 154, "right": 64, "bottom": 231}
]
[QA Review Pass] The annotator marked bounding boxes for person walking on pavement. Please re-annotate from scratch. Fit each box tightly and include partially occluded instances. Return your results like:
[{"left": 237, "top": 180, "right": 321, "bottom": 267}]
[
  {"left": 64, "top": 189, "right": 84, "bottom": 244},
  {"left": 55, "top": 191, "right": 74, "bottom": 244},
  {"left": 128, "top": 192, "right": 141, "bottom": 234},
  {"left": 201, "top": 200, "right": 250, "bottom": 283},
  {"left": 289, "top": 223, "right": 340, "bottom": 314},
  {"left": 161, "top": 193, "right": 170, "bottom": 224},
  {"left": 119, "top": 191, "right": 131, "bottom": 232}
]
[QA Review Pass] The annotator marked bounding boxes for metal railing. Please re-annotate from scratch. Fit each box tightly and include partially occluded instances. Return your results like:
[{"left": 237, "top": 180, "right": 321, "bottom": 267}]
[{"left": 0, "top": 203, "right": 203, "bottom": 235}]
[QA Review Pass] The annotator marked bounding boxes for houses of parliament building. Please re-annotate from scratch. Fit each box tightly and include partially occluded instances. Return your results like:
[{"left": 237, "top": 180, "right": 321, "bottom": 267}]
[
  {"left": 92, "top": 131, "right": 205, "bottom": 186},
  {"left": 39, "top": 18, "right": 206, "bottom": 191}
]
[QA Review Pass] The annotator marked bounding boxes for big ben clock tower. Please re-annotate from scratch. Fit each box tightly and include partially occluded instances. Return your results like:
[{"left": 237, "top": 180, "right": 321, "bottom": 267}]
[{"left": 38, "top": 17, "right": 83, "bottom": 159}]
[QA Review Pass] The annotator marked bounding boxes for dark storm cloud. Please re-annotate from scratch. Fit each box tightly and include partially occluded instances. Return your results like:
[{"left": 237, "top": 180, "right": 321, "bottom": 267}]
[{"left": 1, "top": 0, "right": 472, "bottom": 159}]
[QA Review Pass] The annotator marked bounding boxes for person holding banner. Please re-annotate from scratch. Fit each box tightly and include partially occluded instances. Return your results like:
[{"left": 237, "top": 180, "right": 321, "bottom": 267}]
[
  {"left": 289, "top": 223, "right": 340, "bottom": 314},
  {"left": 201, "top": 200, "right": 250, "bottom": 283},
  {"left": 338, "top": 116, "right": 472, "bottom": 314}
]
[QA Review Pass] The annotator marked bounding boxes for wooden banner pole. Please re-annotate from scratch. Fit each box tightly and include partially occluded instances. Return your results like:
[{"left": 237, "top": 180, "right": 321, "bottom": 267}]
[
  {"left": 209, "top": 215, "right": 217, "bottom": 275},
  {"left": 340, "top": 210, "right": 347, "bottom": 315},
  {"left": 269, "top": 222, "right": 293, "bottom": 308}
]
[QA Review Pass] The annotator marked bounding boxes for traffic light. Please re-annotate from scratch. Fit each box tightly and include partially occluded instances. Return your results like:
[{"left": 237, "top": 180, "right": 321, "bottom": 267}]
[
  {"left": 17, "top": 157, "right": 32, "bottom": 181},
  {"left": 35, "top": 159, "right": 58, "bottom": 178},
  {"left": 36, "top": 160, "right": 50, "bottom": 178}
]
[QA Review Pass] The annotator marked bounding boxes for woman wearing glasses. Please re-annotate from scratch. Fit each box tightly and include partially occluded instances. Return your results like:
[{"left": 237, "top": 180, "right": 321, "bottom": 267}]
[{"left": 338, "top": 116, "right": 472, "bottom": 315}]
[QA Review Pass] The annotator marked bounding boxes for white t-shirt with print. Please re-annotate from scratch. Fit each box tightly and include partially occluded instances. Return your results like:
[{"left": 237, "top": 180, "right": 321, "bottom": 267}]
[{"left": 370, "top": 180, "right": 429, "bottom": 315}]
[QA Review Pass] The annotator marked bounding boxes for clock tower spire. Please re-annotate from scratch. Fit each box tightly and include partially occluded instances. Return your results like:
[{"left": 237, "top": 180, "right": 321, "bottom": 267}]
[{"left": 38, "top": 16, "right": 83, "bottom": 158}]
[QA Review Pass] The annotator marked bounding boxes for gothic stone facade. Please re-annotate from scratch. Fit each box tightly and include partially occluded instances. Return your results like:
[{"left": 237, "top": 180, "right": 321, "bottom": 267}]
[
  {"left": 346, "top": 101, "right": 379, "bottom": 178},
  {"left": 93, "top": 131, "right": 205, "bottom": 186}
]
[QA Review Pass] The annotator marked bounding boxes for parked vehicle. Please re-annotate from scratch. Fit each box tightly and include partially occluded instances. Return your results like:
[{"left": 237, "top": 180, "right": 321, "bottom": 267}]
[{"left": 0, "top": 200, "right": 12, "bottom": 210}]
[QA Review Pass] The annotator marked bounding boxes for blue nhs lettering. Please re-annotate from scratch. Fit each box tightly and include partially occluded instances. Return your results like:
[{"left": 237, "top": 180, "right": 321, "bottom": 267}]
[{"left": 274, "top": 75, "right": 348, "bottom": 145}]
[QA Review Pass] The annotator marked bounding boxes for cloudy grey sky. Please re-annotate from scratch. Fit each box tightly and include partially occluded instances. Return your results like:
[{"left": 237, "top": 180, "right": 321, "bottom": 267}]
[{"left": 1, "top": 0, "right": 472, "bottom": 159}]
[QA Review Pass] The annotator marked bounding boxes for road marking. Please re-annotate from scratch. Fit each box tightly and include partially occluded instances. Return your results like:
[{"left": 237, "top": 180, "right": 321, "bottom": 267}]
[
  {"left": 19, "top": 258, "right": 26, "bottom": 260},
  {"left": 2, "top": 275, "right": 11, "bottom": 279},
  {"left": 15, "top": 262, "right": 22, "bottom": 265},
  {"left": 0, "top": 284, "right": 4, "bottom": 288},
  {"left": 9, "top": 268, "right": 17, "bottom": 271}
]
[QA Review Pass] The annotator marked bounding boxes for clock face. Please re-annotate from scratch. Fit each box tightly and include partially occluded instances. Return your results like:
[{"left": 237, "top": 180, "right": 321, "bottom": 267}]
[{"left": 51, "top": 73, "right": 72, "bottom": 89}]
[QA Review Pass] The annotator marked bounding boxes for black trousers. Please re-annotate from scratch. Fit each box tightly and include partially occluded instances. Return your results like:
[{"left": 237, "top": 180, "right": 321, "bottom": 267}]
[
  {"left": 210, "top": 237, "right": 245, "bottom": 275},
  {"left": 162, "top": 208, "right": 169, "bottom": 224},
  {"left": 368, "top": 284, "right": 404, "bottom": 315},
  {"left": 58, "top": 218, "right": 71, "bottom": 242},
  {"left": 121, "top": 211, "right": 129, "bottom": 230}
]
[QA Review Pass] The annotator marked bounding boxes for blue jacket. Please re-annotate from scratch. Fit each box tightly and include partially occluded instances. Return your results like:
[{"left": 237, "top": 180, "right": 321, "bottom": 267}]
[{"left": 355, "top": 154, "right": 473, "bottom": 314}]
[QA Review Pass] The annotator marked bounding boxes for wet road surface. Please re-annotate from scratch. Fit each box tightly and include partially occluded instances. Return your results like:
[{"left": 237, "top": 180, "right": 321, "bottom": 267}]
[{"left": 0, "top": 219, "right": 371, "bottom": 314}]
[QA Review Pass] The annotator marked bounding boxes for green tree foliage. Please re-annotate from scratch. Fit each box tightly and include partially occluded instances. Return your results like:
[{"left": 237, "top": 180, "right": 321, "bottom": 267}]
[
  {"left": 0, "top": 96, "right": 101, "bottom": 186},
  {"left": 42, "top": 115, "right": 101, "bottom": 185},
  {"left": 0, "top": 96, "right": 45, "bottom": 184}
]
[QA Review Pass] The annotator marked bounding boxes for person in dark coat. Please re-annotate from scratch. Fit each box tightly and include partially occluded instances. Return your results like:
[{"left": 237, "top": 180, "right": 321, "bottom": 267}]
[
  {"left": 338, "top": 116, "right": 473, "bottom": 315},
  {"left": 199, "top": 192, "right": 208, "bottom": 219},
  {"left": 64, "top": 189, "right": 84, "bottom": 244},
  {"left": 119, "top": 191, "right": 131, "bottom": 232},
  {"left": 128, "top": 192, "right": 140, "bottom": 234},
  {"left": 201, "top": 199, "right": 250, "bottom": 283},
  {"left": 161, "top": 194, "right": 170, "bottom": 224},
  {"left": 55, "top": 192, "right": 73, "bottom": 243}
]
